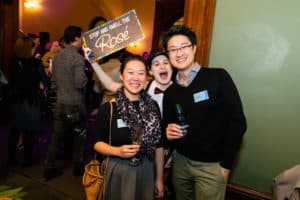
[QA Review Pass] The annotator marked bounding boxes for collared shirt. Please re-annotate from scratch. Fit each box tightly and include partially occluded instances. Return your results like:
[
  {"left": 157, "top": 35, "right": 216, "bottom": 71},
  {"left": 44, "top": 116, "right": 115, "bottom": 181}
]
[
  {"left": 176, "top": 62, "right": 201, "bottom": 87},
  {"left": 147, "top": 80, "right": 164, "bottom": 116}
]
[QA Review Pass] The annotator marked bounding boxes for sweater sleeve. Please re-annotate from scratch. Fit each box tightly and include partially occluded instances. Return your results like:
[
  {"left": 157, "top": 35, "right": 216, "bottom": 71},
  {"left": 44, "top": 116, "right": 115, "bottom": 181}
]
[
  {"left": 219, "top": 69, "right": 247, "bottom": 169},
  {"left": 93, "top": 102, "right": 110, "bottom": 145}
]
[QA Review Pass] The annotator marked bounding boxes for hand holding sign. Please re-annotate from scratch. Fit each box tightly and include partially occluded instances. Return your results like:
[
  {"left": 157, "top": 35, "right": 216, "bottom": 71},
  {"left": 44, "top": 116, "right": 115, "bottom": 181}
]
[
  {"left": 82, "top": 10, "right": 144, "bottom": 62},
  {"left": 82, "top": 45, "right": 93, "bottom": 62}
]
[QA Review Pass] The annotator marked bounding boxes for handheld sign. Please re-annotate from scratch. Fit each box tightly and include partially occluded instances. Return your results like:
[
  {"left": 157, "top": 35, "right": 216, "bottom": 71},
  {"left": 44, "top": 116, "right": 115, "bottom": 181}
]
[{"left": 82, "top": 10, "right": 144, "bottom": 62}]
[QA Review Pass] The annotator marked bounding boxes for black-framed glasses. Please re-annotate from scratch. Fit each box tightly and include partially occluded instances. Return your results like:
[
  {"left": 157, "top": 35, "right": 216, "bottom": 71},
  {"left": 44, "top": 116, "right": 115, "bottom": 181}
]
[{"left": 167, "top": 44, "right": 193, "bottom": 55}]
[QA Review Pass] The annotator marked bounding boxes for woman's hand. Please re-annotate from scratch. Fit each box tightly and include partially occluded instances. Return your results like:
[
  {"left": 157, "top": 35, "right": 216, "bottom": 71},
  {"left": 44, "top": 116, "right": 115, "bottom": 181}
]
[
  {"left": 155, "top": 177, "right": 164, "bottom": 199},
  {"left": 117, "top": 144, "right": 140, "bottom": 158}
]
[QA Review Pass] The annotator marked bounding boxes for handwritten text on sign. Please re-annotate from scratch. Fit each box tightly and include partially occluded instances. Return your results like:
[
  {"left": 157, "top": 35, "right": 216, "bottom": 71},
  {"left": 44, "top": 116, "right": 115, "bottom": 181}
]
[{"left": 83, "top": 10, "right": 144, "bottom": 61}]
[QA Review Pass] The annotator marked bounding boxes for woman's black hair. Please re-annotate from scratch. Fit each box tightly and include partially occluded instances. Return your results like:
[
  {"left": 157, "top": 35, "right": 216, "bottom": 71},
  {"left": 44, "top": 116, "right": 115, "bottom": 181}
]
[{"left": 120, "top": 53, "right": 147, "bottom": 74}]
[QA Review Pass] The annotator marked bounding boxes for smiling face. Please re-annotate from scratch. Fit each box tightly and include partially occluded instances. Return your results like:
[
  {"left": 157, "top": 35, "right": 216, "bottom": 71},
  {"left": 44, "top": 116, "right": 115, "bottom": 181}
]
[
  {"left": 120, "top": 60, "right": 147, "bottom": 101},
  {"left": 149, "top": 54, "right": 172, "bottom": 87},
  {"left": 167, "top": 35, "right": 196, "bottom": 72}
]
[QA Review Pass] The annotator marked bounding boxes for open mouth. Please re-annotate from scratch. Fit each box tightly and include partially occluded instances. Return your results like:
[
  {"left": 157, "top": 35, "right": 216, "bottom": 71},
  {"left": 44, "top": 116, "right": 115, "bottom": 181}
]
[{"left": 159, "top": 71, "right": 169, "bottom": 80}]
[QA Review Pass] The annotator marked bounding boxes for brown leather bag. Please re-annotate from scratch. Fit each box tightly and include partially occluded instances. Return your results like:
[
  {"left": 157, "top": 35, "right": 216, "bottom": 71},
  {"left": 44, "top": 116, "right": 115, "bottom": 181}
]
[{"left": 82, "top": 159, "right": 105, "bottom": 200}]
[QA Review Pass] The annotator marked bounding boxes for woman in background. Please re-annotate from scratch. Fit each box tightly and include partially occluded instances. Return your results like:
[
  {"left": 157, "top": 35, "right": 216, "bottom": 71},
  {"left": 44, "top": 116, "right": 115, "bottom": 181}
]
[
  {"left": 8, "top": 35, "right": 42, "bottom": 167},
  {"left": 41, "top": 40, "right": 62, "bottom": 76}
]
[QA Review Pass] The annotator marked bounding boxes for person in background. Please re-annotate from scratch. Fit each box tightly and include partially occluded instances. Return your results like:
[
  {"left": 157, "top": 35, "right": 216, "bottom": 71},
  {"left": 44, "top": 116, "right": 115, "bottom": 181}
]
[
  {"left": 43, "top": 25, "right": 88, "bottom": 181},
  {"left": 0, "top": 68, "right": 8, "bottom": 102},
  {"left": 41, "top": 40, "right": 62, "bottom": 76},
  {"left": 86, "top": 16, "right": 108, "bottom": 116},
  {"left": 162, "top": 25, "right": 247, "bottom": 200},
  {"left": 88, "top": 16, "right": 107, "bottom": 30},
  {"left": 47, "top": 37, "right": 66, "bottom": 114},
  {"left": 94, "top": 54, "right": 164, "bottom": 199},
  {"left": 7, "top": 35, "right": 43, "bottom": 167},
  {"left": 28, "top": 33, "right": 43, "bottom": 59},
  {"left": 28, "top": 33, "right": 48, "bottom": 116},
  {"left": 92, "top": 51, "right": 123, "bottom": 99},
  {"left": 142, "top": 51, "right": 150, "bottom": 61},
  {"left": 27, "top": 33, "right": 47, "bottom": 80},
  {"left": 58, "top": 37, "right": 66, "bottom": 48}
]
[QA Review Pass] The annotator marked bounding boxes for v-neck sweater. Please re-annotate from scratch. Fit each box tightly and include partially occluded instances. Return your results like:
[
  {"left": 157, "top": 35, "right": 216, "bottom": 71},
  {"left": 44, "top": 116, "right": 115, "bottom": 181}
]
[{"left": 162, "top": 67, "right": 247, "bottom": 169}]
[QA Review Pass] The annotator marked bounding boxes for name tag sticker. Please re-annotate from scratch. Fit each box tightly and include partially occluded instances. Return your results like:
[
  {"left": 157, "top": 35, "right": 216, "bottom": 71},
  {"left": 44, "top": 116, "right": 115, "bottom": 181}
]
[
  {"left": 117, "top": 119, "right": 127, "bottom": 128},
  {"left": 193, "top": 90, "right": 209, "bottom": 103}
]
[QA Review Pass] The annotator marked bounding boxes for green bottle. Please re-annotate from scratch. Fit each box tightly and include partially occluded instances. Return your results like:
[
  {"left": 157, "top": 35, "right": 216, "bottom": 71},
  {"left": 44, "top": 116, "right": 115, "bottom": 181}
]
[{"left": 175, "top": 104, "right": 189, "bottom": 135}]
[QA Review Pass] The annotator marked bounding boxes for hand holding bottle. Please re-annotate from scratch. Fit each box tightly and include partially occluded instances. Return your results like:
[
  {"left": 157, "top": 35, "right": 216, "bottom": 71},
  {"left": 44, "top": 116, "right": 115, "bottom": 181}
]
[
  {"left": 166, "top": 123, "right": 185, "bottom": 140},
  {"left": 166, "top": 104, "right": 190, "bottom": 140},
  {"left": 175, "top": 104, "right": 189, "bottom": 136}
]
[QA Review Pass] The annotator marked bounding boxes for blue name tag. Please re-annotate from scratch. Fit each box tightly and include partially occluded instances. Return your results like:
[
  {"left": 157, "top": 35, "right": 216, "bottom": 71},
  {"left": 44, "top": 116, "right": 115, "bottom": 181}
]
[{"left": 193, "top": 90, "right": 209, "bottom": 103}]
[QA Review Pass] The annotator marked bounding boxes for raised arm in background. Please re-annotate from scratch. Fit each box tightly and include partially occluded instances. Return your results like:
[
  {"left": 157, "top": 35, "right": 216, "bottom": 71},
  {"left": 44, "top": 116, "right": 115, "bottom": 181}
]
[{"left": 82, "top": 46, "right": 122, "bottom": 93}]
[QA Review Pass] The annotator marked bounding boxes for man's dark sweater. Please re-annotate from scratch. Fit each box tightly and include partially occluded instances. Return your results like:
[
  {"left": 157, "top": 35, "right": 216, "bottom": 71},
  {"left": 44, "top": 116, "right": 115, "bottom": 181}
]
[{"left": 162, "top": 67, "right": 247, "bottom": 169}]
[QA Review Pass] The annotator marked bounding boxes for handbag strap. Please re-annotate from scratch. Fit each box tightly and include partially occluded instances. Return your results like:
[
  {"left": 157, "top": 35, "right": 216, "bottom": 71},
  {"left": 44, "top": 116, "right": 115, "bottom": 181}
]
[
  {"left": 109, "top": 100, "right": 113, "bottom": 145},
  {"left": 102, "top": 101, "right": 113, "bottom": 170}
]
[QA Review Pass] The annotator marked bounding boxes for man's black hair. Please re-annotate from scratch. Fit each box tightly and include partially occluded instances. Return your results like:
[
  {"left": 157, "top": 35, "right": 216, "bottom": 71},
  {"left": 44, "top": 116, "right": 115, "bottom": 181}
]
[
  {"left": 162, "top": 25, "right": 197, "bottom": 52},
  {"left": 63, "top": 25, "right": 82, "bottom": 44}
]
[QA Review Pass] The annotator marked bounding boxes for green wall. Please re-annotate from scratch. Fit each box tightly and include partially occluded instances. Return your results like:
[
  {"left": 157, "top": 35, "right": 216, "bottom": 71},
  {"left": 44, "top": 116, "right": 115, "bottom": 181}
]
[{"left": 209, "top": 0, "right": 300, "bottom": 193}]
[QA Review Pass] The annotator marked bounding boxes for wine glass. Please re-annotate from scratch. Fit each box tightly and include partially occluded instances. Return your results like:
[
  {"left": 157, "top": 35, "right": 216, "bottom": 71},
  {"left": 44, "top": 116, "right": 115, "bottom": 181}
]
[{"left": 129, "top": 126, "right": 143, "bottom": 166}]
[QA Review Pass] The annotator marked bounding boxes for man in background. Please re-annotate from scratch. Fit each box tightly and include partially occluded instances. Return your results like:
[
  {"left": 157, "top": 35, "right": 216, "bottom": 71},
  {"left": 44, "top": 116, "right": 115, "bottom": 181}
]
[{"left": 44, "top": 25, "right": 88, "bottom": 181}]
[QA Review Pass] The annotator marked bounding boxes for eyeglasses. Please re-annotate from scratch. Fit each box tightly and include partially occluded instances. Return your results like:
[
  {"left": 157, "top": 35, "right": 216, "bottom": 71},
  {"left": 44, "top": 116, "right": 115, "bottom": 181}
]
[{"left": 167, "top": 44, "right": 193, "bottom": 55}]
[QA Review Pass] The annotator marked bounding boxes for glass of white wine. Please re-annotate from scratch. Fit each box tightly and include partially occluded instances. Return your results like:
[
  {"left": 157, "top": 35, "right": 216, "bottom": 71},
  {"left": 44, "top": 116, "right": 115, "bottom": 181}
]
[{"left": 129, "top": 126, "right": 143, "bottom": 166}]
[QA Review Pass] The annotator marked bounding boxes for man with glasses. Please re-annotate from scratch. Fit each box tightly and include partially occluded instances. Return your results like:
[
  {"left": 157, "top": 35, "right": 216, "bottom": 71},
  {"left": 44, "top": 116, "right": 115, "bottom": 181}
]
[{"left": 162, "top": 25, "right": 247, "bottom": 200}]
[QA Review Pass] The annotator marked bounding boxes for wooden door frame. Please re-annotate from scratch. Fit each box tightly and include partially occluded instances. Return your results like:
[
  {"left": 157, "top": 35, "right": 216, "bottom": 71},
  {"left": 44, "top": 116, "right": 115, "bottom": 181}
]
[
  {"left": 0, "top": 0, "right": 19, "bottom": 77},
  {"left": 152, "top": 0, "right": 185, "bottom": 50},
  {"left": 184, "top": 0, "right": 216, "bottom": 67},
  {"left": 151, "top": 0, "right": 216, "bottom": 67},
  {"left": 0, "top": 0, "right": 18, "bottom": 177}
]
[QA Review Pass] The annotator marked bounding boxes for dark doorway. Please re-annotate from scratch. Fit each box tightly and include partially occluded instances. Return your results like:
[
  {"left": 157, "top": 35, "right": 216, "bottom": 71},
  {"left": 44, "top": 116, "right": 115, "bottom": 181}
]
[{"left": 151, "top": 0, "right": 185, "bottom": 50}]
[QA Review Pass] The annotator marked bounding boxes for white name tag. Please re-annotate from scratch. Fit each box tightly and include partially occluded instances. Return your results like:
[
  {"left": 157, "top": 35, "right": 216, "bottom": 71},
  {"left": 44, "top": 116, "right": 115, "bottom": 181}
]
[{"left": 117, "top": 119, "right": 127, "bottom": 128}]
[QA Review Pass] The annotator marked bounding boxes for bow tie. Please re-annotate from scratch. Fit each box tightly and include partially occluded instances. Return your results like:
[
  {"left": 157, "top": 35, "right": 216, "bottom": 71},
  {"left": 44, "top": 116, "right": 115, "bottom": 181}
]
[{"left": 154, "top": 87, "right": 164, "bottom": 94}]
